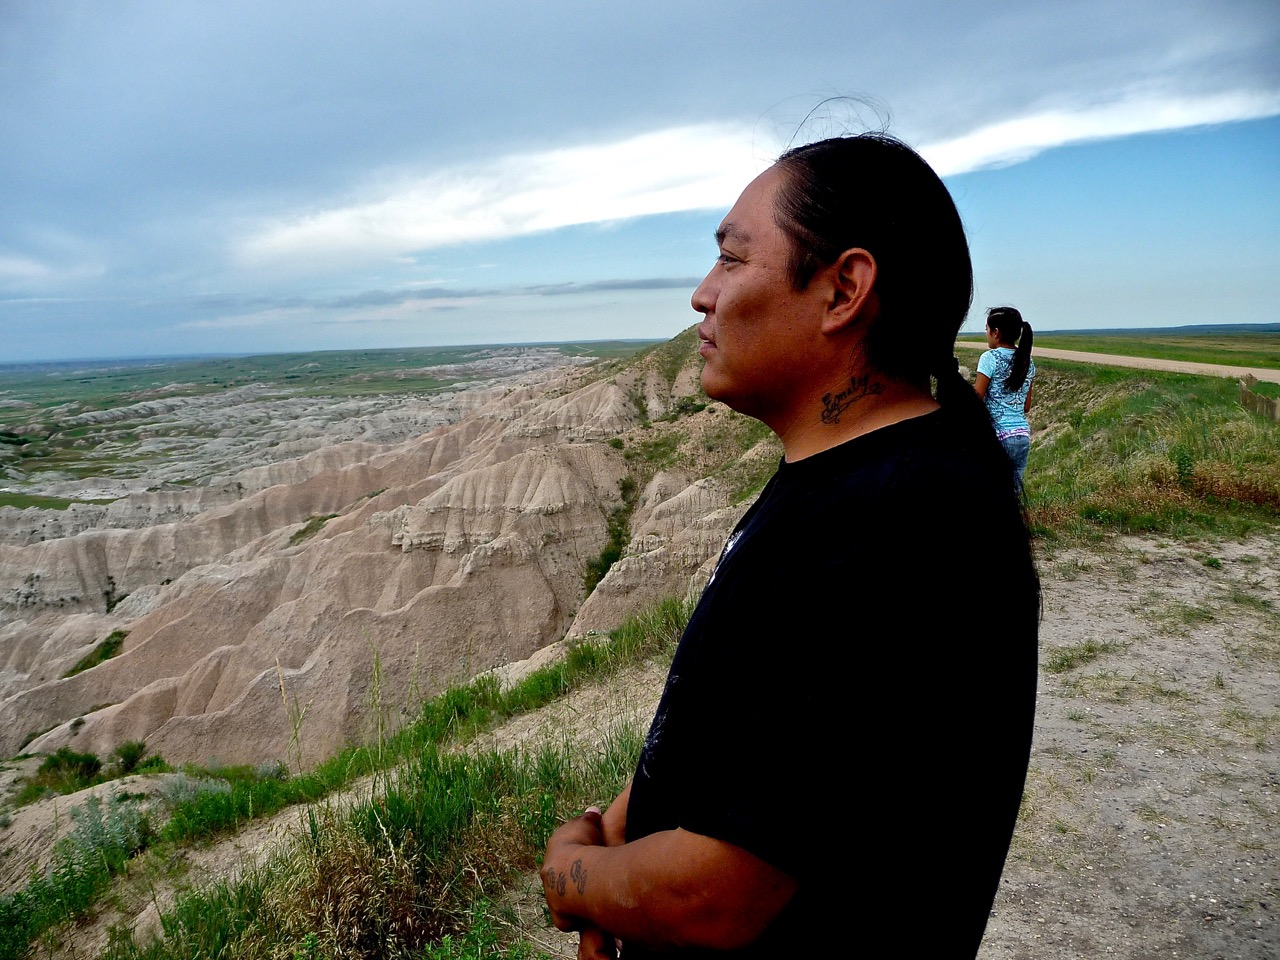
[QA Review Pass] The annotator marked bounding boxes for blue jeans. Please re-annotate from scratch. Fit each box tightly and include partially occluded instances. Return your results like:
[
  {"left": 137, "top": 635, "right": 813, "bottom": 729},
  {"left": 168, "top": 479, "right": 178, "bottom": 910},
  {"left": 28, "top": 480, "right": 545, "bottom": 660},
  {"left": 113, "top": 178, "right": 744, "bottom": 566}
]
[{"left": 1001, "top": 435, "right": 1031, "bottom": 484}]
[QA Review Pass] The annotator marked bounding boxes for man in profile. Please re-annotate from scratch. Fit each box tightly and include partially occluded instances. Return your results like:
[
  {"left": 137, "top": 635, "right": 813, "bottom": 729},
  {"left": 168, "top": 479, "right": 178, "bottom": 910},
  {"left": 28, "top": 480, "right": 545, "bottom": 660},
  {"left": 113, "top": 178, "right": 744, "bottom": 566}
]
[{"left": 541, "top": 133, "right": 1039, "bottom": 958}]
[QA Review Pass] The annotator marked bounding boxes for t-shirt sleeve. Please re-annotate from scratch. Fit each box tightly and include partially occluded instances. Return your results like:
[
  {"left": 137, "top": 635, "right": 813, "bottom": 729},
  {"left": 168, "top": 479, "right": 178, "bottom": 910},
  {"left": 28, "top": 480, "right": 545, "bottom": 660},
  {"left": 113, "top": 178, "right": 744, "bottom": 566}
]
[{"left": 976, "top": 349, "right": 999, "bottom": 379}]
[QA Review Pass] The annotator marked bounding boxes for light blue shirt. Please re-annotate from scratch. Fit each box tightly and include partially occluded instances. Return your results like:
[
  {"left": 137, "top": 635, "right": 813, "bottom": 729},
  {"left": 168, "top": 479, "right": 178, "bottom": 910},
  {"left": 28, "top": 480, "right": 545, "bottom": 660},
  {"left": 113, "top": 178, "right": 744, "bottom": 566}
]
[{"left": 977, "top": 347, "right": 1034, "bottom": 440}]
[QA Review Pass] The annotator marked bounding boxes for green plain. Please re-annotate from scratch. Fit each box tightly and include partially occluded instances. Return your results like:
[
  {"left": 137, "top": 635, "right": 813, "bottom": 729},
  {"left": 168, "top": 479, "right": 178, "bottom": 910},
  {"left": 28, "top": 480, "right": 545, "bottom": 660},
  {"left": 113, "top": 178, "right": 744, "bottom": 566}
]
[{"left": 957, "top": 326, "right": 1280, "bottom": 370}]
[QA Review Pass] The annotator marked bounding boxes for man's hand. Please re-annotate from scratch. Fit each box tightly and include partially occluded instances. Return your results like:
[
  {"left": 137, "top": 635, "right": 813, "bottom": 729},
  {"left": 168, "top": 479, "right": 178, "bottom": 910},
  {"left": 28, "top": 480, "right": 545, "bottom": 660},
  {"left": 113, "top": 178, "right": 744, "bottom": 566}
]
[
  {"left": 577, "top": 925, "right": 618, "bottom": 960},
  {"left": 542, "top": 806, "right": 604, "bottom": 932},
  {"left": 540, "top": 786, "right": 796, "bottom": 952}
]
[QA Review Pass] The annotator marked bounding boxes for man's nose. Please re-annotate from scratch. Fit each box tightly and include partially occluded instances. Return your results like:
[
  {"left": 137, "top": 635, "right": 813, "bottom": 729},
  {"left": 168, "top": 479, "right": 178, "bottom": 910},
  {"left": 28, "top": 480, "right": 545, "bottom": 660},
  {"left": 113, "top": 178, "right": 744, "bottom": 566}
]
[{"left": 691, "top": 272, "right": 715, "bottom": 314}]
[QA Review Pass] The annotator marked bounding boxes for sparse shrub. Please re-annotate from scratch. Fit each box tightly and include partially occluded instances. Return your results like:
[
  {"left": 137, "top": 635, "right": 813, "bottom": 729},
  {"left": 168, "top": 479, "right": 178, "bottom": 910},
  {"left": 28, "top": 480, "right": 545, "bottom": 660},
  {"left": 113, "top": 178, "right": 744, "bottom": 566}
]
[
  {"left": 40, "top": 745, "right": 101, "bottom": 780},
  {"left": 62, "top": 629, "right": 129, "bottom": 679},
  {"left": 256, "top": 760, "right": 289, "bottom": 782},
  {"left": 155, "top": 771, "right": 233, "bottom": 809},
  {"left": 18, "top": 726, "right": 55, "bottom": 751},
  {"left": 13, "top": 745, "right": 105, "bottom": 804},
  {"left": 665, "top": 395, "right": 707, "bottom": 420},
  {"left": 1171, "top": 444, "right": 1194, "bottom": 487},
  {"left": 102, "top": 575, "right": 129, "bottom": 613},
  {"left": 112, "top": 740, "right": 148, "bottom": 774},
  {"left": 289, "top": 514, "right": 339, "bottom": 546},
  {"left": 582, "top": 475, "right": 643, "bottom": 597},
  {"left": 626, "top": 386, "right": 651, "bottom": 428},
  {"left": 1043, "top": 640, "right": 1122, "bottom": 674}
]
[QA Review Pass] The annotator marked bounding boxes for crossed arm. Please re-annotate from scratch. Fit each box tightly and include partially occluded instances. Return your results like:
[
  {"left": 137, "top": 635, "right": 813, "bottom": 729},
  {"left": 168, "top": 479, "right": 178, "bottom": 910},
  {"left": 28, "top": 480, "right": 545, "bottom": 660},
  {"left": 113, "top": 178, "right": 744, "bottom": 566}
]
[{"left": 540, "top": 781, "right": 797, "bottom": 955}]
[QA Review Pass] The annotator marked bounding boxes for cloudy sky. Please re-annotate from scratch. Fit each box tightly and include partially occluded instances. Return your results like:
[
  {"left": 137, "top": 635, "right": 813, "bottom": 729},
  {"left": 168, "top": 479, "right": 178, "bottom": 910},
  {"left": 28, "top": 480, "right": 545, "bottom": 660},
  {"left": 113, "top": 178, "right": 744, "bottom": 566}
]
[{"left": 2, "top": 1, "right": 1277, "bottom": 362}]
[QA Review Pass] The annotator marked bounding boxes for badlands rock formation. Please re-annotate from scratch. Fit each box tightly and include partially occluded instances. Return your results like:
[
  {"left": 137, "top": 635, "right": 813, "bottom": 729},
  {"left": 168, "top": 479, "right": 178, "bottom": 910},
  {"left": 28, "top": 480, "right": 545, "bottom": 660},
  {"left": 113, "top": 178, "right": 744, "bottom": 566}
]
[{"left": 0, "top": 335, "right": 766, "bottom": 768}]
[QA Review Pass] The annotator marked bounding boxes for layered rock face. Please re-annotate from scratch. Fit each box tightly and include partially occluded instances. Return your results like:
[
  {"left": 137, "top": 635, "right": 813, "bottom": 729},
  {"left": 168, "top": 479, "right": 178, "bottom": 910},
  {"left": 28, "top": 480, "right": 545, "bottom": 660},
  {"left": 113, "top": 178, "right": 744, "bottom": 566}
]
[{"left": 0, "top": 335, "right": 769, "bottom": 767}]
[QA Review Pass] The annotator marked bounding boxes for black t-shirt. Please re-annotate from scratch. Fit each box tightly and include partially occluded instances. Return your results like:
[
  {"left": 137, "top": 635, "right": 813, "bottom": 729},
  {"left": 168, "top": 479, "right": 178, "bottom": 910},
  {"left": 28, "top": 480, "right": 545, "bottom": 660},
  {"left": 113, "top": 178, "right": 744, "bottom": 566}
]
[{"left": 623, "top": 407, "right": 1039, "bottom": 959}]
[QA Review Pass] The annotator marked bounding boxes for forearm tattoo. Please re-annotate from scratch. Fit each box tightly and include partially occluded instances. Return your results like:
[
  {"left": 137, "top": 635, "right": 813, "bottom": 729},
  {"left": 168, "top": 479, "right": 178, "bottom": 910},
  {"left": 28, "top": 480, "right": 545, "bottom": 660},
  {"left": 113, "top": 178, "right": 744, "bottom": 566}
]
[
  {"left": 820, "top": 375, "right": 883, "bottom": 424},
  {"left": 549, "top": 858, "right": 588, "bottom": 897},
  {"left": 570, "top": 858, "right": 588, "bottom": 894}
]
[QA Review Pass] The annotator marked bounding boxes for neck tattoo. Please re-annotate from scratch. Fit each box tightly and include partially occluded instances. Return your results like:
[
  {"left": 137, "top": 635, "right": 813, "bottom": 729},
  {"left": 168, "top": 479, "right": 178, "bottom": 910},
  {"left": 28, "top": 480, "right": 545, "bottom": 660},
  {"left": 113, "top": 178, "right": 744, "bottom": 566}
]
[{"left": 820, "top": 375, "right": 884, "bottom": 425}]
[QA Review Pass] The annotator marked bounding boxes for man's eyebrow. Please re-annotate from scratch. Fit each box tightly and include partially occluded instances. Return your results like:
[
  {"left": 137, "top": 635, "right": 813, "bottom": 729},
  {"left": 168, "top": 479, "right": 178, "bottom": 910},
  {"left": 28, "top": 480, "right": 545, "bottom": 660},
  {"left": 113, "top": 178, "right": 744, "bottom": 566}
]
[{"left": 715, "top": 222, "right": 748, "bottom": 245}]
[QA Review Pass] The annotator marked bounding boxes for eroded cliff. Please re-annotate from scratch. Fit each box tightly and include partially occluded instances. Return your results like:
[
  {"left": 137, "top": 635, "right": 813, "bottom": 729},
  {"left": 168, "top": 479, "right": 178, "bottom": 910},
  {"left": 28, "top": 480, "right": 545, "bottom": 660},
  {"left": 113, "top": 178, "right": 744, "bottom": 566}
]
[{"left": 0, "top": 333, "right": 780, "bottom": 767}]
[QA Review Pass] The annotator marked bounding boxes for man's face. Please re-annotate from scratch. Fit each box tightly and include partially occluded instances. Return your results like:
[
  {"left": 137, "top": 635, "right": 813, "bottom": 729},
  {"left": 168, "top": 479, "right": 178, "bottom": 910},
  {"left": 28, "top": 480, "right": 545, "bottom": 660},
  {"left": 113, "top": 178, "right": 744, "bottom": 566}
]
[{"left": 691, "top": 166, "right": 830, "bottom": 425}]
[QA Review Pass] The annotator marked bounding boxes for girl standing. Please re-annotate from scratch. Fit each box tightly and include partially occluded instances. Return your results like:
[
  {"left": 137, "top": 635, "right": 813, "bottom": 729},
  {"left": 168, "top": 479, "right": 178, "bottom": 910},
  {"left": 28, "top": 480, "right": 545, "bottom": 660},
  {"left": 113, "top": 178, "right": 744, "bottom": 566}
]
[{"left": 976, "top": 306, "right": 1035, "bottom": 482}]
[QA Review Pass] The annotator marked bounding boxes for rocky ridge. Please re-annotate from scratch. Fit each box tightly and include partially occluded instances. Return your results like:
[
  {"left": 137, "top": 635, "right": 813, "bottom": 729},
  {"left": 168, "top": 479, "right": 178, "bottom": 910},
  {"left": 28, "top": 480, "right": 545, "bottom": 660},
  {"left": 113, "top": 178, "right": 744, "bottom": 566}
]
[{"left": 0, "top": 333, "right": 770, "bottom": 768}]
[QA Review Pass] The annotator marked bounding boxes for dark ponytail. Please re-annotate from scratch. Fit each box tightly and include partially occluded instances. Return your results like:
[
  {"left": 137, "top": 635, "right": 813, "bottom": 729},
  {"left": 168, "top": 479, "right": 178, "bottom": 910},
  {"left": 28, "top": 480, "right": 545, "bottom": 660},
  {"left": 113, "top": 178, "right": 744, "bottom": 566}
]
[{"left": 987, "top": 306, "right": 1033, "bottom": 392}]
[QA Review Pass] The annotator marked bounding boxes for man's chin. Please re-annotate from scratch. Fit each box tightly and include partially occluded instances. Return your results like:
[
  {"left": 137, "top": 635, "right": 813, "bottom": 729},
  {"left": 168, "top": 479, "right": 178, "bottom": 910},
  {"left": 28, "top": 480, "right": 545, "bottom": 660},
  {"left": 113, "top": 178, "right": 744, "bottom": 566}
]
[{"left": 699, "top": 362, "right": 726, "bottom": 395}]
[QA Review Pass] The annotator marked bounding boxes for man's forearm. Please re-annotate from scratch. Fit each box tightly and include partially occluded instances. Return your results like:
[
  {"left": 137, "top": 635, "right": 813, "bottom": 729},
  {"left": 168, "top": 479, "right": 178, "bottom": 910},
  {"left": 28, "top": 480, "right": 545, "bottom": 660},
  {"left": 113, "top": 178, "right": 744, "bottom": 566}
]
[{"left": 541, "top": 819, "right": 796, "bottom": 952}]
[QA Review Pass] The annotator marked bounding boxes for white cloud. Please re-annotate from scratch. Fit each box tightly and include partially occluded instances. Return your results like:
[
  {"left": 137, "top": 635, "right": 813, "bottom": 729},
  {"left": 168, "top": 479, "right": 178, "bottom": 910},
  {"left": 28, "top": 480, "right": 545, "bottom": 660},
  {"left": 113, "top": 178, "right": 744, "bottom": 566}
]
[
  {"left": 238, "top": 124, "right": 778, "bottom": 266},
  {"left": 175, "top": 306, "right": 310, "bottom": 331},
  {"left": 0, "top": 255, "right": 54, "bottom": 283},
  {"left": 234, "top": 87, "right": 1280, "bottom": 273},
  {"left": 178, "top": 295, "right": 481, "bottom": 332},
  {"left": 921, "top": 88, "right": 1280, "bottom": 176},
  {"left": 0, "top": 252, "right": 107, "bottom": 292}
]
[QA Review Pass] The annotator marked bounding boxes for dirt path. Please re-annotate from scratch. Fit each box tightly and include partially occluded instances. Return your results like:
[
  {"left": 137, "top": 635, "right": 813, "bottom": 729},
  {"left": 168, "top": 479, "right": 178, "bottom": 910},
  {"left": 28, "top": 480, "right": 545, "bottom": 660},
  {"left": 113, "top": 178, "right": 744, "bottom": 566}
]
[{"left": 954, "top": 341, "right": 1280, "bottom": 384}]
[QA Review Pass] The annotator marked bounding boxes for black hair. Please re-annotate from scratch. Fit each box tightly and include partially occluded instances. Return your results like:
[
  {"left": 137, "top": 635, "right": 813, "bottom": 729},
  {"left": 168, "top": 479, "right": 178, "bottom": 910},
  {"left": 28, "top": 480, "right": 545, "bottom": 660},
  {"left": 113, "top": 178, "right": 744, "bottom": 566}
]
[
  {"left": 986, "top": 306, "right": 1034, "bottom": 392},
  {"left": 772, "top": 134, "right": 989, "bottom": 434}
]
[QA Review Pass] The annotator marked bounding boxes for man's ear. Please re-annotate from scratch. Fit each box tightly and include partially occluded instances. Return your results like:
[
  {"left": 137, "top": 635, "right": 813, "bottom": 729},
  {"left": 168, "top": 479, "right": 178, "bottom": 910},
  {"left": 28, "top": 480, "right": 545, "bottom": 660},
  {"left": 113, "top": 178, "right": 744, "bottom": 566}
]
[{"left": 822, "top": 248, "right": 877, "bottom": 335}]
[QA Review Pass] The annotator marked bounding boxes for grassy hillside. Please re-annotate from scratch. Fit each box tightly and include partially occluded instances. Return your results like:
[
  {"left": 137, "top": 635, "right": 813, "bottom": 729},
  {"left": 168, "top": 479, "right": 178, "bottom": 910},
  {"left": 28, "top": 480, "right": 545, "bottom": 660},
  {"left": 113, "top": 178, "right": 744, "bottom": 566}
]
[{"left": 1024, "top": 360, "right": 1279, "bottom": 538}]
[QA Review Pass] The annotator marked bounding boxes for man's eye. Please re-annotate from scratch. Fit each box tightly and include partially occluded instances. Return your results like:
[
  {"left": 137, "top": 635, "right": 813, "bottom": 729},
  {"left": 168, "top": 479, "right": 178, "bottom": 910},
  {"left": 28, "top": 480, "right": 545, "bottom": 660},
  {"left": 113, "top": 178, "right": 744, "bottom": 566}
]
[{"left": 717, "top": 252, "right": 739, "bottom": 265}]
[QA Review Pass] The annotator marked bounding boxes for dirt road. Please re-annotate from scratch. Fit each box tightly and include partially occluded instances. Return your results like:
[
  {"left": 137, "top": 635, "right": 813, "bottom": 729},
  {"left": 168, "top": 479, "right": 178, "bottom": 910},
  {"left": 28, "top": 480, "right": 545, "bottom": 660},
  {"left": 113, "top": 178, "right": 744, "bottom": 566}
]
[{"left": 954, "top": 341, "right": 1280, "bottom": 384}]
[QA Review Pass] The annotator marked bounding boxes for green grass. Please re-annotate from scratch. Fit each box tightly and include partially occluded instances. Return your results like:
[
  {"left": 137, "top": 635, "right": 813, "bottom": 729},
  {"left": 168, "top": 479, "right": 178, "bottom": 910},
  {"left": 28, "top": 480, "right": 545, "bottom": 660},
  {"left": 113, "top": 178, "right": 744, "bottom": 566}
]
[
  {"left": 1021, "top": 361, "right": 1280, "bottom": 538},
  {"left": 1042, "top": 639, "right": 1122, "bottom": 674},
  {"left": 288, "top": 514, "right": 338, "bottom": 546},
  {"left": 62, "top": 629, "right": 129, "bottom": 678},
  {"left": 958, "top": 328, "right": 1280, "bottom": 370},
  {"left": 10, "top": 741, "right": 169, "bottom": 808},
  {"left": 104, "top": 738, "right": 625, "bottom": 959},
  {"left": 0, "top": 491, "right": 115, "bottom": 510}
]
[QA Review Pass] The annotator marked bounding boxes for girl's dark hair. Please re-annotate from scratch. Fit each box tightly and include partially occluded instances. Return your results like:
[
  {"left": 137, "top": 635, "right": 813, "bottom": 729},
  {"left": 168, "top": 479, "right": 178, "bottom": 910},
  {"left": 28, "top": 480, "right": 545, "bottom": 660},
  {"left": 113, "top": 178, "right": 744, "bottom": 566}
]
[
  {"left": 772, "top": 134, "right": 990, "bottom": 434},
  {"left": 986, "top": 306, "right": 1034, "bottom": 392}
]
